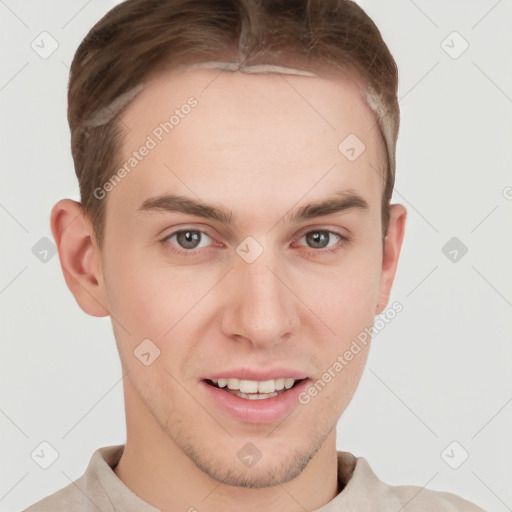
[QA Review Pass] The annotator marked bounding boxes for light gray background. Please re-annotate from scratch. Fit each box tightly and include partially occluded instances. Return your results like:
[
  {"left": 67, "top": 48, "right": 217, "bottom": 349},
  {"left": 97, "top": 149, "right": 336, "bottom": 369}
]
[{"left": 1, "top": 1, "right": 511, "bottom": 511}]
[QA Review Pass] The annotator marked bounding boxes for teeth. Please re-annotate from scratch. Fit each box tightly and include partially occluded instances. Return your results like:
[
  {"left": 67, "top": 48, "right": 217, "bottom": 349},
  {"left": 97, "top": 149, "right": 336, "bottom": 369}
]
[
  {"left": 236, "top": 390, "right": 279, "bottom": 400},
  {"left": 240, "top": 380, "right": 258, "bottom": 393},
  {"left": 212, "top": 377, "right": 299, "bottom": 393},
  {"left": 274, "top": 378, "right": 285, "bottom": 390},
  {"left": 258, "top": 380, "right": 275, "bottom": 393},
  {"left": 227, "top": 378, "right": 239, "bottom": 390},
  {"left": 284, "top": 378, "right": 295, "bottom": 389}
]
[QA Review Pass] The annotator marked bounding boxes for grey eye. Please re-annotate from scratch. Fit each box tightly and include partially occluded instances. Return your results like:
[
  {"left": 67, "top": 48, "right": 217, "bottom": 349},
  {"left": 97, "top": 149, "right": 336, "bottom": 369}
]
[
  {"left": 303, "top": 231, "right": 340, "bottom": 249},
  {"left": 168, "top": 230, "right": 212, "bottom": 250}
]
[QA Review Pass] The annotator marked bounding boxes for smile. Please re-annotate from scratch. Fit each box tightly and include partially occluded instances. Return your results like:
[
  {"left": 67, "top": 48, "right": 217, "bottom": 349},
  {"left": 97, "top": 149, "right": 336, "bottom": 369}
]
[
  {"left": 207, "top": 377, "right": 301, "bottom": 399},
  {"left": 201, "top": 376, "right": 310, "bottom": 423}
]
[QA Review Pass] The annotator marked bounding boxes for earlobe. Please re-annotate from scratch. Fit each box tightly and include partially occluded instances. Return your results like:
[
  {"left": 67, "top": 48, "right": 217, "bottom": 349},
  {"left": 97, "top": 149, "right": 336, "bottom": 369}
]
[
  {"left": 50, "top": 199, "right": 109, "bottom": 317},
  {"left": 375, "top": 204, "right": 407, "bottom": 316}
]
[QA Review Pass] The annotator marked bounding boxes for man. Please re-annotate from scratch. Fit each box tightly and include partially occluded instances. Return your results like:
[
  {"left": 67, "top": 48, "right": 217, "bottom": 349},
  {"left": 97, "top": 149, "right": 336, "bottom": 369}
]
[{"left": 25, "top": 0, "right": 486, "bottom": 510}]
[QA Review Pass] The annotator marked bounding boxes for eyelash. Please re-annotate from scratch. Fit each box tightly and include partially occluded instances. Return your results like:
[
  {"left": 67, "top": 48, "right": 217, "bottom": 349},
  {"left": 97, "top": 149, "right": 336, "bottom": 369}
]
[{"left": 160, "top": 228, "right": 350, "bottom": 257}]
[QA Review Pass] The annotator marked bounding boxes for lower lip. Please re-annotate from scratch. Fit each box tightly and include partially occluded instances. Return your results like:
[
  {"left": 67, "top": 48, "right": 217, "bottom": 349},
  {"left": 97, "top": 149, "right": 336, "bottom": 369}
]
[{"left": 200, "top": 379, "right": 310, "bottom": 424}]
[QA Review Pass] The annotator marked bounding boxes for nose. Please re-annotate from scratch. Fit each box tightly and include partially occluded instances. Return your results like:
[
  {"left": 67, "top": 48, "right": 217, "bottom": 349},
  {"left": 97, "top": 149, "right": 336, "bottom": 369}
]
[{"left": 220, "top": 247, "right": 299, "bottom": 349}]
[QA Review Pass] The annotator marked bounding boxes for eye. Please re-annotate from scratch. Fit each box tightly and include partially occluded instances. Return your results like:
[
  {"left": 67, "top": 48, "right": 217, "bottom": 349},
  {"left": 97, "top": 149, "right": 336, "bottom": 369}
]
[
  {"left": 292, "top": 229, "right": 350, "bottom": 256},
  {"left": 164, "top": 229, "right": 213, "bottom": 251},
  {"left": 160, "top": 227, "right": 349, "bottom": 258},
  {"left": 298, "top": 230, "right": 342, "bottom": 250}
]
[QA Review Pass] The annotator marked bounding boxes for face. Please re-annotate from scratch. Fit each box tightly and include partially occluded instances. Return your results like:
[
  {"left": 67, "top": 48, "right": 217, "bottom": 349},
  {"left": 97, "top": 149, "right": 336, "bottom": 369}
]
[{"left": 86, "top": 67, "right": 403, "bottom": 487}]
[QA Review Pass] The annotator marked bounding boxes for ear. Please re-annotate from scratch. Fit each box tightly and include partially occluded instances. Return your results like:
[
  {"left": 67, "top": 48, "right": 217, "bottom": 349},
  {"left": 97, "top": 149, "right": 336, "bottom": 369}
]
[
  {"left": 375, "top": 204, "right": 407, "bottom": 315},
  {"left": 50, "top": 199, "right": 109, "bottom": 317}
]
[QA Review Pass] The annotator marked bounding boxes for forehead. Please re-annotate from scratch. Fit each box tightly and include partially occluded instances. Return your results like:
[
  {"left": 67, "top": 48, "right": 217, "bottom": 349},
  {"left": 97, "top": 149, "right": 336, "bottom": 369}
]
[{"left": 110, "top": 67, "right": 386, "bottom": 220}]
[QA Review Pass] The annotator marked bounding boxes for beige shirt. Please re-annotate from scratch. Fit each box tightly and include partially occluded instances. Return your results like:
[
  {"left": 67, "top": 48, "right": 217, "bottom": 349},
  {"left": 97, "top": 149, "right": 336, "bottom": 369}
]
[{"left": 24, "top": 445, "right": 486, "bottom": 511}]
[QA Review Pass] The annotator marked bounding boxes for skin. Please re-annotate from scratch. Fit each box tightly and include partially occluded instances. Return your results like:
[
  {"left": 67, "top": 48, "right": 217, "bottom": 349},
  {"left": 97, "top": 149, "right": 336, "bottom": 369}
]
[{"left": 51, "top": 67, "right": 407, "bottom": 512}]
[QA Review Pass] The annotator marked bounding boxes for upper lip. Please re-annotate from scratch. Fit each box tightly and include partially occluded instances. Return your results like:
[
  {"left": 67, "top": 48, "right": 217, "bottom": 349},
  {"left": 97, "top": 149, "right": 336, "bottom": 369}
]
[{"left": 203, "top": 368, "right": 309, "bottom": 381}]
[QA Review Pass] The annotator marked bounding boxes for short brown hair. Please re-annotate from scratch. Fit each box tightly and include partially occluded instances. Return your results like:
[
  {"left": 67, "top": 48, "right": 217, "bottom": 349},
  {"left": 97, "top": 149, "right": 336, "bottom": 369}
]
[{"left": 68, "top": 0, "right": 399, "bottom": 249}]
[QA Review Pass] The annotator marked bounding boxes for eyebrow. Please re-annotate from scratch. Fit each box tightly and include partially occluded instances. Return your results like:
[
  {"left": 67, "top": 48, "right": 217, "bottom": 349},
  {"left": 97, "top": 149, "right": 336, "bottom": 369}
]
[{"left": 137, "top": 189, "right": 369, "bottom": 225}]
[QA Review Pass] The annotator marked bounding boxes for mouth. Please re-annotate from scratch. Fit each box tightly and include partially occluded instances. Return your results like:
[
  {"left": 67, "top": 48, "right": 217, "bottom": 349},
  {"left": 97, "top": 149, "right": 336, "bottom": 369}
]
[
  {"left": 200, "top": 375, "right": 310, "bottom": 424},
  {"left": 204, "top": 377, "right": 307, "bottom": 400}
]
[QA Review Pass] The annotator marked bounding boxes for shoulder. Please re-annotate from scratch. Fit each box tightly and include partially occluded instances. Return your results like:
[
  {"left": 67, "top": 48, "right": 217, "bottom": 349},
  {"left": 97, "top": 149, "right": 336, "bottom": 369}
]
[
  {"left": 335, "top": 452, "right": 487, "bottom": 512},
  {"left": 22, "top": 445, "right": 125, "bottom": 512},
  {"left": 387, "top": 483, "right": 487, "bottom": 511},
  {"left": 23, "top": 475, "right": 98, "bottom": 512}
]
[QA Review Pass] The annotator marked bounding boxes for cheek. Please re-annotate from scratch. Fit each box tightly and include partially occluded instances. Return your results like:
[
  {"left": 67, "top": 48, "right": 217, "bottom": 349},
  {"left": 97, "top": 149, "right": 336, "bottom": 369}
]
[
  {"left": 298, "top": 250, "right": 381, "bottom": 341},
  {"left": 103, "top": 244, "right": 222, "bottom": 345},
  {"left": 102, "top": 244, "right": 170, "bottom": 341}
]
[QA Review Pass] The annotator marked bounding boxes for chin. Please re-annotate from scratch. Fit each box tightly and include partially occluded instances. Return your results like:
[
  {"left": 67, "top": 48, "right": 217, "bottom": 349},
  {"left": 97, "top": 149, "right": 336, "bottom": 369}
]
[
  {"left": 192, "top": 446, "right": 314, "bottom": 488},
  {"left": 173, "top": 429, "right": 331, "bottom": 488}
]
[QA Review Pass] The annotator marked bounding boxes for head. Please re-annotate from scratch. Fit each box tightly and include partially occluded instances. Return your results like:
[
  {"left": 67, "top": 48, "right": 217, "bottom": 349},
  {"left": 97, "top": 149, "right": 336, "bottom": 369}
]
[{"left": 52, "top": 0, "right": 406, "bottom": 489}]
